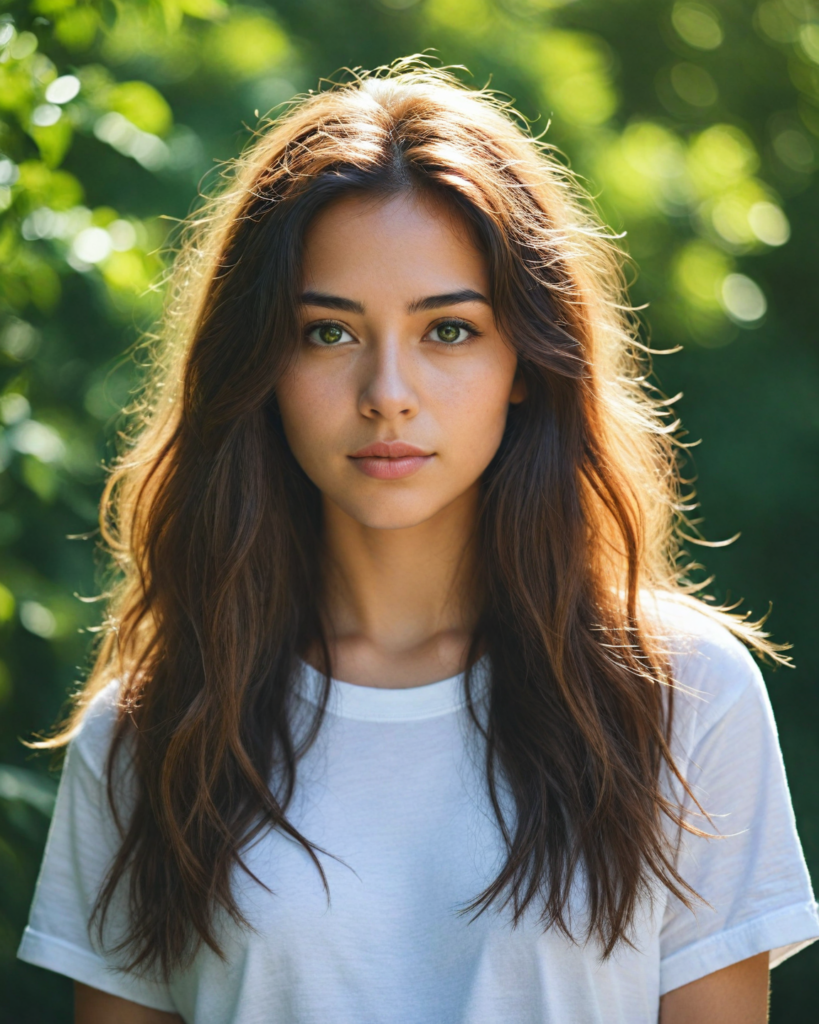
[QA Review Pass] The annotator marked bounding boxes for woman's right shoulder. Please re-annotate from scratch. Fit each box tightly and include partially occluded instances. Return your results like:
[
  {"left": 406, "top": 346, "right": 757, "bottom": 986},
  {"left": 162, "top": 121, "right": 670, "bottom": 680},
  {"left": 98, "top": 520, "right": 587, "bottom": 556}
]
[{"left": 67, "top": 678, "right": 127, "bottom": 780}]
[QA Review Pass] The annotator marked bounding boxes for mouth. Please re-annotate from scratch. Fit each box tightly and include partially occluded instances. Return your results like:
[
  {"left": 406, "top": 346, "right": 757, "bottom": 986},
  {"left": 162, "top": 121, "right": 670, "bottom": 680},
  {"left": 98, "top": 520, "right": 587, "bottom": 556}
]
[{"left": 348, "top": 441, "right": 435, "bottom": 480}]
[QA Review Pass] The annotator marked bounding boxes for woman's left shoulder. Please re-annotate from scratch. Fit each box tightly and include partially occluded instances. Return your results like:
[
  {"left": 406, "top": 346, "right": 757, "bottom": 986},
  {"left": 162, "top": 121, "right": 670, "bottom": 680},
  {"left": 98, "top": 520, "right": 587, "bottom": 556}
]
[
  {"left": 640, "top": 590, "right": 771, "bottom": 738},
  {"left": 646, "top": 593, "right": 819, "bottom": 990}
]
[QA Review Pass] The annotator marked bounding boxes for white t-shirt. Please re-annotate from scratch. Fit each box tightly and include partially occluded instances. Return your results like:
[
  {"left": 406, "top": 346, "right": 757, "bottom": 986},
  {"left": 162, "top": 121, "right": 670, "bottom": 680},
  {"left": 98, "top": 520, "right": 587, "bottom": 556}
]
[{"left": 18, "top": 597, "right": 819, "bottom": 1023}]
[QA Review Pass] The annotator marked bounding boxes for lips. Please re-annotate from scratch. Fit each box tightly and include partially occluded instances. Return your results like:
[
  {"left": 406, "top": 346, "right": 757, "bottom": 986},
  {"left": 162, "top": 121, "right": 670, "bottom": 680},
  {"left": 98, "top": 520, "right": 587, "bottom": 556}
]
[
  {"left": 350, "top": 441, "right": 430, "bottom": 459},
  {"left": 348, "top": 440, "right": 434, "bottom": 480}
]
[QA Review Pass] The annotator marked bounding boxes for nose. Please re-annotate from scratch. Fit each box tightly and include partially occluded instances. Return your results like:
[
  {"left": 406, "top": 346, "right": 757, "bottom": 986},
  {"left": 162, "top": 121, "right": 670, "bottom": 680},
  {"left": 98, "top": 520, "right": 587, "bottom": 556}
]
[{"left": 358, "top": 336, "right": 419, "bottom": 422}]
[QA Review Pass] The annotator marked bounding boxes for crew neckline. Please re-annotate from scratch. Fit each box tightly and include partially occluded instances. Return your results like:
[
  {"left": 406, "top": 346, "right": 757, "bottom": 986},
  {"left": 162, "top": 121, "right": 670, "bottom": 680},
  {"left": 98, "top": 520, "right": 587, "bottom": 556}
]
[{"left": 295, "top": 657, "right": 488, "bottom": 722}]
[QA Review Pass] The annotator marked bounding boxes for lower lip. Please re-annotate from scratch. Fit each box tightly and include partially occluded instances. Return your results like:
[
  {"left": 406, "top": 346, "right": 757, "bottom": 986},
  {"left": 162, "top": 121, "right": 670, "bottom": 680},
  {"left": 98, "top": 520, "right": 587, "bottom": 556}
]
[{"left": 349, "top": 455, "right": 434, "bottom": 480}]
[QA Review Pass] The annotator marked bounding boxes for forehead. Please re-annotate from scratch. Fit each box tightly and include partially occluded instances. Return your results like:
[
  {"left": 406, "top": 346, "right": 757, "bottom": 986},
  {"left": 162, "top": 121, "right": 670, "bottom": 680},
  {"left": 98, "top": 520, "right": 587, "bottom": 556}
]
[{"left": 300, "top": 191, "right": 488, "bottom": 298}]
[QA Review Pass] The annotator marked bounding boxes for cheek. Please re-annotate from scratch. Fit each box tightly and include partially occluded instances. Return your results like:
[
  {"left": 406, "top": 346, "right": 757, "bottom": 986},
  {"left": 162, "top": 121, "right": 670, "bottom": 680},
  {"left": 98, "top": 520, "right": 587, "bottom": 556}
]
[
  {"left": 430, "top": 356, "right": 516, "bottom": 461},
  {"left": 276, "top": 364, "right": 349, "bottom": 460}
]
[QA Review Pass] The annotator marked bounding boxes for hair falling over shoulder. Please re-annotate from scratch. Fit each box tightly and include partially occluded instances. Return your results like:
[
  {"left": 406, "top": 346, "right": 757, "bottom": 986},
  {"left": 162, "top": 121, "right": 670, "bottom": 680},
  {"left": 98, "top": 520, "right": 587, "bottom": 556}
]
[{"left": 37, "top": 58, "right": 788, "bottom": 979}]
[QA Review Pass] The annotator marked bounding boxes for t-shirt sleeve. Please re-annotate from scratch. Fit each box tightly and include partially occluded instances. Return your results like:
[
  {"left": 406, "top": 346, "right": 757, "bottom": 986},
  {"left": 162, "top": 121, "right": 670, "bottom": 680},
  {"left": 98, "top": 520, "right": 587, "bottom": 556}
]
[
  {"left": 658, "top": 607, "right": 819, "bottom": 995},
  {"left": 16, "top": 682, "right": 177, "bottom": 1012}
]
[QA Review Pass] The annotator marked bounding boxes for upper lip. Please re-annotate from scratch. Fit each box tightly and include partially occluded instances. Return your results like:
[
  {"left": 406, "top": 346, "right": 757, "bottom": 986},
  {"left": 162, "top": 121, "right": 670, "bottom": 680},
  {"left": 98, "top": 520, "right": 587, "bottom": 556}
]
[{"left": 349, "top": 441, "right": 433, "bottom": 459}]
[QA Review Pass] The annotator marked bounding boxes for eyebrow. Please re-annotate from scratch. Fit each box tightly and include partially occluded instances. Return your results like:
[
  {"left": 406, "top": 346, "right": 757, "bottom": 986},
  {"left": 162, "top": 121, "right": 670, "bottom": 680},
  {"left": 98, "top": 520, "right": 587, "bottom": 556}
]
[
  {"left": 299, "top": 288, "right": 490, "bottom": 315},
  {"left": 299, "top": 291, "right": 364, "bottom": 314},
  {"left": 407, "top": 289, "right": 489, "bottom": 313}
]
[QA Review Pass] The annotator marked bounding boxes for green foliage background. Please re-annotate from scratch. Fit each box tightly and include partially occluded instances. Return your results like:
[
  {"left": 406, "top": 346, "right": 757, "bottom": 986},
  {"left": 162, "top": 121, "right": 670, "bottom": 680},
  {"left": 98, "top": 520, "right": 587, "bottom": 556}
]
[{"left": 0, "top": 0, "right": 817, "bottom": 1019}]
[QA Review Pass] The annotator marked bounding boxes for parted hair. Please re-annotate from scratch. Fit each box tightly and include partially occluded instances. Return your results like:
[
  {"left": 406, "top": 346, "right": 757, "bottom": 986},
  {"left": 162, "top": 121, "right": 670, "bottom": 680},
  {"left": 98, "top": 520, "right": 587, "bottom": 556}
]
[{"left": 41, "top": 60, "right": 782, "bottom": 978}]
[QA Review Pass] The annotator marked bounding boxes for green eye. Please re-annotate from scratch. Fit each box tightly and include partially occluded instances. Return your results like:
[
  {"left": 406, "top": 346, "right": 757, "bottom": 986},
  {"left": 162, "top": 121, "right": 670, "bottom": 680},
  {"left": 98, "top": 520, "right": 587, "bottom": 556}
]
[
  {"left": 318, "top": 324, "right": 343, "bottom": 344},
  {"left": 307, "top": 323, "right": 351, "bottom": 346},
  {"left": 434, "top": 322, "right": 467, "bottom": 344}
]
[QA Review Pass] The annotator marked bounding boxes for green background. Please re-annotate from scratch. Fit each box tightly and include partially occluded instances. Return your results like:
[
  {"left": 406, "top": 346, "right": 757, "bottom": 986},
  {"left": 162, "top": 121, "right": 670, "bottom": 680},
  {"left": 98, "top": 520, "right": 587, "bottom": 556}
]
[{"left": 1, "top": 0, "right": 817, "bottom": 1019}]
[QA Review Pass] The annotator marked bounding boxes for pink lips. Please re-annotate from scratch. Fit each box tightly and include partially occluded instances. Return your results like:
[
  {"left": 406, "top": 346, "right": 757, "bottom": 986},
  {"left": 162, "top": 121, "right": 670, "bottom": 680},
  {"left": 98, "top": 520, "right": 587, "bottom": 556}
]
[{"left": 348, "top": 441, "right": 434, "bottom": 480}]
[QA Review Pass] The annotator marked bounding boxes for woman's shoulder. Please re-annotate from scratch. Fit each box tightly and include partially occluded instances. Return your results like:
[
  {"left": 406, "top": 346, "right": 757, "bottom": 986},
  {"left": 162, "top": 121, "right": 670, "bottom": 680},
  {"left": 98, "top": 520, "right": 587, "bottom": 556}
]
[
  {"left": 66, "top": 677, "right": 126, "bottom": 779},
  {"left": 640, "top": 590, "right": 769, "bottom": 738}
]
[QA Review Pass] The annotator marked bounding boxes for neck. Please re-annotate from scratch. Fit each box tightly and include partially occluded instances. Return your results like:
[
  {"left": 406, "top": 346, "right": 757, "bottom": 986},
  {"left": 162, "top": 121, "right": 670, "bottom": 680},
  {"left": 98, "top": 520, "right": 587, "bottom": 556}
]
[{"left": 317, "top": 486, "right": 480, "bottom": 688}]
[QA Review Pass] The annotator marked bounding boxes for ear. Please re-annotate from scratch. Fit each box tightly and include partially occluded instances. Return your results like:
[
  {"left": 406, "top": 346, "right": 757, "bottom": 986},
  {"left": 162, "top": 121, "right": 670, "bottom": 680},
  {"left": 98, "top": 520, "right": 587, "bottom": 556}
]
[{"left": 509, "top": 365, "right": 527, "bottom": 405}]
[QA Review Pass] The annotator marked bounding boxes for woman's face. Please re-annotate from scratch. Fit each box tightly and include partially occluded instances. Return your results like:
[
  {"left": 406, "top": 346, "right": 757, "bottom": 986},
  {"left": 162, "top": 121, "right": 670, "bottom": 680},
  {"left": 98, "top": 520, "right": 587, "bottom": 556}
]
[{"left": 276, "top": 191, "right": 524, "bottom": 531}]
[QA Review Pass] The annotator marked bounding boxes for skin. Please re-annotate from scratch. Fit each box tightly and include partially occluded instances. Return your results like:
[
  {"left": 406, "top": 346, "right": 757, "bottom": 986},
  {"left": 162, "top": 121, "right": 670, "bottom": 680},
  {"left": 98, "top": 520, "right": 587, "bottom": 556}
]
[
  {"left": 75, "top": 985, "right": 183, "bottom": 1023},
  {"left": 659, "top": 952, "right": 770, "bottom": 1023},
  {"left": 75, "top": 192, "right": 770, "bottom": 1022},
  {"left": 278, "top": 191, "right": 523, "bottom": 687}
]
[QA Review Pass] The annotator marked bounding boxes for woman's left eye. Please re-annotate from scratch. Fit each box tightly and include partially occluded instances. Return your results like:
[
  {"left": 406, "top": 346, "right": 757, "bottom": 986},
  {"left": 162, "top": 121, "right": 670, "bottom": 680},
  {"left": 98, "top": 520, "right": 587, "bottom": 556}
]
[{"left": 427, "top": 321, "right": 474, "bottom": 345}]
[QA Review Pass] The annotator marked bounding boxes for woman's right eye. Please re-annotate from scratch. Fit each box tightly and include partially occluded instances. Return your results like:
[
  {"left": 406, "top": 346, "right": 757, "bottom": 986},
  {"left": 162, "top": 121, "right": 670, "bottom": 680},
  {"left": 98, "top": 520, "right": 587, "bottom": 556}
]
[{"left": 306, "top": 323, "right": 353, "bottom": 346}]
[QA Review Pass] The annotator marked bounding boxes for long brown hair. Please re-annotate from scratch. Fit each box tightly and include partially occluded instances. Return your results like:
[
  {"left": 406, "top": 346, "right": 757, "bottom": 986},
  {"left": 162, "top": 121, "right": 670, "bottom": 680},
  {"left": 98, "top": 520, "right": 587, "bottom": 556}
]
[{"left": 41, "top": 61, "right": 784, "bottom": 977}]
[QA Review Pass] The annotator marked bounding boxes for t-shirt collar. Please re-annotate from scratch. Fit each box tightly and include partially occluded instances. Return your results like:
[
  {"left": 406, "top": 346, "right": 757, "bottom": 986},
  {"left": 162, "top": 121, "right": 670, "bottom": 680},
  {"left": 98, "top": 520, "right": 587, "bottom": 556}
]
[{"left": 295, "top": 656, "right": 489, "bottom": 722}]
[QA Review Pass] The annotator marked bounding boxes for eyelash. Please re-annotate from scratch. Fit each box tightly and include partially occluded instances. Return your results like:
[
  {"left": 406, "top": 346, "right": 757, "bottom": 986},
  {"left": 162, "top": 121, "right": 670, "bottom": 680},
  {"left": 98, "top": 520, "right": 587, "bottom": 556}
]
[
  {"left": 305, "top": 320, "right": 353, "bottom": 346},
  {"left": 426, "top": 317, "right": 483, "bottom": 347},
  {"left": 303, "top": 317, "right": 483, "bottom": 347}
]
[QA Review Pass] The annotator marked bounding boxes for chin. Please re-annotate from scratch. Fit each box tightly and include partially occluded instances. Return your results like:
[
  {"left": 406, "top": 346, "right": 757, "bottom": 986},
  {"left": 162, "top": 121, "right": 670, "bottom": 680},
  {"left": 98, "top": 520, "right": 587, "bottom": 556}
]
[{"left": 333, "top": 493, "right": 454, "bottom": 531}]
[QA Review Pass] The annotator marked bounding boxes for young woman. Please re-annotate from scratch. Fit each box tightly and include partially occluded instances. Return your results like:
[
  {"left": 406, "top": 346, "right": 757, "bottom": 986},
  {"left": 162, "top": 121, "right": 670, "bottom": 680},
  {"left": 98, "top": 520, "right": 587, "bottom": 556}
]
[{"left": 18, "top": 65, "right": 818, "bottom": 1023}]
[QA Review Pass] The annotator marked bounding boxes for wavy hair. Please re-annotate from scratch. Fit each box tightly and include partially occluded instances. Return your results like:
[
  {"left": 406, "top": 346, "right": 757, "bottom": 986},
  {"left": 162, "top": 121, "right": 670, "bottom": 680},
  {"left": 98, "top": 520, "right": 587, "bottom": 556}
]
[{"left": 41, "top": 61, "right": 784, "bottom": 977}]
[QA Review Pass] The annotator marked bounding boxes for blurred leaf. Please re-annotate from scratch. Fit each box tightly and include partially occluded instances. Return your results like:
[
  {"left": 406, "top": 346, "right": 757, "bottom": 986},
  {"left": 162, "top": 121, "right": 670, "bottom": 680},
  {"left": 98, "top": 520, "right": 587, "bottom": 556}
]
[
  {"left": 204, "top": 8, "right": 291, "bottom": 79},
  {"left": 178, "top": 0, "right": 228, "bottom": 21},
  {"left": 0, "top": 584, "right": 15, "bottom": 623},
  {"left": 53, "top": 5, "right": 101, "bottom": 51},
  {"left": 674, "top": 238, "right": 733, "bottom": 309},
  {"left": 106, "top": 80, "right": 173, "bottom": 136},
  {"left": 687, "top": 124, "right": 760, "bottom": 196},
  {"left": 594, "top": 121, "right": 689, "bottom": 217},
  {"left": 28, "top": 117, "right": 73, "bottom": 169},
  {"left": 15, "top": 162, "right": 84, "bottom": 212},
  {"left": 0, "top": 660, "right": 11, "bottom": 706},
  {"left": 31, "top": 0, "right": 75, "bottom": 12},
  {"left": 530, "top": 29, "right": 618, "bottom": 127},
  {"left": 0, "top": 61, "right": 35, "bottom": 113},
  {"left": 425, "top": 0, "right": 494, "bottom": 41},
  {"left": 21, "top": 456, "right": 59, "bottom": 500},
  {"left": 101, "top": 248, "right": 154, "bottom": 295},
  {"left": 0, "top": 766, "right": 56, "bottom": 817}
]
